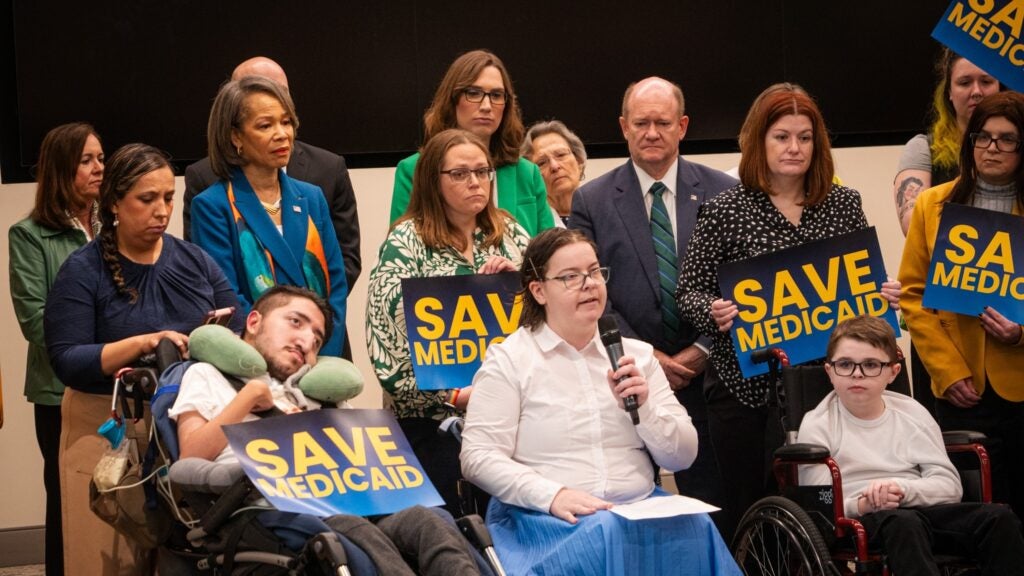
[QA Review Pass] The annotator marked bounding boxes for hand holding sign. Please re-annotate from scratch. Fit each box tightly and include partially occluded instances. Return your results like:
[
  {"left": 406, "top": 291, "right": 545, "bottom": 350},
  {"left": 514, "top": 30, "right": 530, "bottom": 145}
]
[
  {"left": 980, "top": 306, "right": 1023, "bottom": 344},
  {"left": 477, "top": 255, "right": 517, "bottom": 274},
  {"left": 881, "top": 278, "right": 902, "bottom": 311},
  {"left": 711, "top": 298, "right": 739, "bottom": 332}
]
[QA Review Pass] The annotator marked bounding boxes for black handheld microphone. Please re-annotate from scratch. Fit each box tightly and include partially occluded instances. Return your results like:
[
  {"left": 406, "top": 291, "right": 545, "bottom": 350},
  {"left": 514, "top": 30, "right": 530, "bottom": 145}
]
[{"left": 598, "top": 315, "right": 639, "bottom": 425}]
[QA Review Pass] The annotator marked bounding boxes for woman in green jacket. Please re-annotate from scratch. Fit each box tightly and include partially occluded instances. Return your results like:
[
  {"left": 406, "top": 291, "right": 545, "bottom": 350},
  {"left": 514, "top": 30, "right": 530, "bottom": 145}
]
[
  {"left": 8, "top": 122, "right": 103, "bottom": 576},
  {"left": 390, "top": 50, "right": 553, "bottom": 236}
]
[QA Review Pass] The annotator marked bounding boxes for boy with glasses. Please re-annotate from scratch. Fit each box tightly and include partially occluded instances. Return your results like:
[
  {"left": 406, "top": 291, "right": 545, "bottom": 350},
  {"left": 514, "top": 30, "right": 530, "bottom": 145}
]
[{"left": 798, "top": 315, "right": 1024, "bottom": 576}]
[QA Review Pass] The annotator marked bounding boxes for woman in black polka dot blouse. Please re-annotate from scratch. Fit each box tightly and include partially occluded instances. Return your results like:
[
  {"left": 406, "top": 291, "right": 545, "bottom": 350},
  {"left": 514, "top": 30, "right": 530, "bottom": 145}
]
[{"left": 675, "top": 83, "right": 901, "bottom": 542}]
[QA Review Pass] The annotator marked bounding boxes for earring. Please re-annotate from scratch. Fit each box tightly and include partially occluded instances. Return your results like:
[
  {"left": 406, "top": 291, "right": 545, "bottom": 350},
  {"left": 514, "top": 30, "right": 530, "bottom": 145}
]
[
  {"left": 236, "top": 145, "right": 243, "bottom": 156},
  {"left": 113, "top": 215, "right": 119, "bottom": 227}
]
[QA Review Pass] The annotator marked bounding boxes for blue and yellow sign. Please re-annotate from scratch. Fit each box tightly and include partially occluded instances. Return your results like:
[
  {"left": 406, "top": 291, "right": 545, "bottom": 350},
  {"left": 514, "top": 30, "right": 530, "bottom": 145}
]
[
  {"left": 224, "top": 409, "right": 443, "bottom": 517},
  {"left": 718, "top": 228, "right": 900, "bottom": 378},
  {"left": 923, "top": 203, "right": 1024, "bottom": 323},
  {"left": 402, "top": 272, "right": 522, "bottom": 391},
  {"left": 933, "top": 0, "right": 1024, "bottom": 92}
]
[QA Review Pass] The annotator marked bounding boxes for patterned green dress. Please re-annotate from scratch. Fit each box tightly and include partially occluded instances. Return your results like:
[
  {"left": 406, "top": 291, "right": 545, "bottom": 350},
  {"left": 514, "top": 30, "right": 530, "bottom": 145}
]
[{"left": 366, "top": 217, "right": 531, "bottom": 420}]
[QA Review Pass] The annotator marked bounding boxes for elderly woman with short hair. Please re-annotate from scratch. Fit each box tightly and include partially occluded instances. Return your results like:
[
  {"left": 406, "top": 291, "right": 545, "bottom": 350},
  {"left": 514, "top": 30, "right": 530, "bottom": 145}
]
[{"left": 521, "top": 120, "right": 588, "bottom": 227}]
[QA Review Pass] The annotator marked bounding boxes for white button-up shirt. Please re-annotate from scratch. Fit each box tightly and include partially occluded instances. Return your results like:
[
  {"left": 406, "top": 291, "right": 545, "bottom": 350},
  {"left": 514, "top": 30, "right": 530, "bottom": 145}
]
[{"left": 461, "top": 324, "right": 698, "bottom": 513}]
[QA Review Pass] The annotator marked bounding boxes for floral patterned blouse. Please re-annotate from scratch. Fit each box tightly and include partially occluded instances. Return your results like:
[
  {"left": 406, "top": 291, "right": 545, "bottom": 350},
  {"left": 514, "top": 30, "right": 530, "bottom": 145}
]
[
  {"left": 675, "top": 184, "right": 869, "bottom": 408},
  {"left": 366, "top": 218, "right": 531, "bottom": 420}
]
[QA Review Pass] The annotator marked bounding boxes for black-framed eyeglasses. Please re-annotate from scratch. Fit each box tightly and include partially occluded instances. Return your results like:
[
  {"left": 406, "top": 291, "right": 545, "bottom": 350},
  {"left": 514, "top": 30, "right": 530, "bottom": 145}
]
[
  {"left": 440, "top": 167, "right": 496, "bottom": 183},
  {"left": 461, "top": 87, "right": 508, "bottom": 105},
  {"left": 828, "top": 359, "right": 893, "bottom": 377},
  {"left": 970, "top": 132, "right": 1022, "bottom": 152},
  {"left": 545, "top": 267, "right": 610, "bottom": 290}
]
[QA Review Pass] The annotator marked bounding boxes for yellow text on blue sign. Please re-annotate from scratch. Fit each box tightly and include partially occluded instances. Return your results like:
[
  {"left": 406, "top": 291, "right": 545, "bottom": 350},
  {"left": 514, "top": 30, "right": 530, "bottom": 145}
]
[
  {"left": 733, "top": 250, "right": 887, "bottom": 352},
  {"left": 244, "top": 426, "right": 425, "bottom": 499},
  {"left": 946, "top": 0, "right": 1024, "bottom": 66},
  {"left": 932, "top": 224, "right": 1024, "bottom": 297},
  {"left": 412, "top": 293, "right": 523, "bottom": 365}
]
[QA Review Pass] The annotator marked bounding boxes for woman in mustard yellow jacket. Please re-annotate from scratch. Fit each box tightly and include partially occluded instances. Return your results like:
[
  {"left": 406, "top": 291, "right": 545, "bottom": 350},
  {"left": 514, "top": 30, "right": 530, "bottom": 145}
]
[{"left": 899, "top": 92, "right": 1024, "bottom": 522}]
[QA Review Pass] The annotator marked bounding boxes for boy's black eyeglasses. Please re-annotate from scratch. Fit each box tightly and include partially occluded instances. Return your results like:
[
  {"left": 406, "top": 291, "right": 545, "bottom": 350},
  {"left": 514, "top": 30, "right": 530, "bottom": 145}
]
[{"left": 828, "top": 359, "right": 893, "bottom": 377}]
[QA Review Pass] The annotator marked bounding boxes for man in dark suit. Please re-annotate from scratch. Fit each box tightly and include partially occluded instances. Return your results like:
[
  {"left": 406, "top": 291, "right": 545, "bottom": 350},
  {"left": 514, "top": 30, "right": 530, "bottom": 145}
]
[
  {"left": 183, "top": 57, "right": 360, "bottom": 358},
  {"left": 570, "top": 77, "right": 737, "bottom": 513}
]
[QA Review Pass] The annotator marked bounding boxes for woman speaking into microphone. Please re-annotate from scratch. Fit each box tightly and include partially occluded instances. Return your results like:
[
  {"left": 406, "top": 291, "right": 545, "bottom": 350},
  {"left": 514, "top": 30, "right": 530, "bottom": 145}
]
[{"left": 461, "top": 228, "right": 738, "bottom": 575}]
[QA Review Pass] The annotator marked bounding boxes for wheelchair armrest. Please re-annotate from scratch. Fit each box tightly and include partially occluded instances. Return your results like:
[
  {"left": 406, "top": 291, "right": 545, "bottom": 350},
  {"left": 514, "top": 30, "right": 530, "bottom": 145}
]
[
  {"left": 775, "top": 443, "right": 830, "bottom": 462},
  {"left": 457, "top": 514, "right": 493, "bottom": 549},
  {"left": 942, "top": 430, "right": 987, "bottom": 446},
  {"left": 438, "top": 416, "right": 464, "bottom": 445},
  {"left": 169, "top": 457, "right": 248, "bottom": 494}
]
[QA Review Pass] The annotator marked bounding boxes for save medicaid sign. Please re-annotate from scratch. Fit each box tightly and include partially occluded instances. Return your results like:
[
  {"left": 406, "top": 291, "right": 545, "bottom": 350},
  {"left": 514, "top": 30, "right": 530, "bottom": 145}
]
[
  {"left": 718, "top": 227, "right": 900, "bottom": 377},
  {"left": 224, "top": 409, "right": 443, "bottom": 517}
]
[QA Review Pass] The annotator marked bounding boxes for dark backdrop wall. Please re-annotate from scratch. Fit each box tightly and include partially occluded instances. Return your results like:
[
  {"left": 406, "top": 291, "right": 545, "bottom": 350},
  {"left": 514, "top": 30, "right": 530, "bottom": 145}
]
[{"left": 2, "top": 1, "right": 945, "bottom": 183}]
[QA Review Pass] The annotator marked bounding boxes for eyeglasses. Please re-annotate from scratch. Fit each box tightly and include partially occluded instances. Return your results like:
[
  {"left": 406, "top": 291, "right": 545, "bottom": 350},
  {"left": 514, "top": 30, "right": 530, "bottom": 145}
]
[
  {"left": 461, "top": 87, "right": 508, "bottom": 105},
  {"left": 970, "top": 132, "right": 1022, "bottom": 152},
  {"left": 828, "top": 359, "right": 893, "bottom": 377},
  {"left": 545, "top": 267, "right": 610, "bottom": 290},
  {"left": 440, "top": 167, "right": 496, "bottom": 183}
]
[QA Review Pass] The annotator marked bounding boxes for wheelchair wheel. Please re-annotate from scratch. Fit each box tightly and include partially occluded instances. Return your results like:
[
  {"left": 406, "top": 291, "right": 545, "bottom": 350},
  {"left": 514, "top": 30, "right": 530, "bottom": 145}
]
[{"left": 732, "top": 496, "right": 837, "bottom": 576}]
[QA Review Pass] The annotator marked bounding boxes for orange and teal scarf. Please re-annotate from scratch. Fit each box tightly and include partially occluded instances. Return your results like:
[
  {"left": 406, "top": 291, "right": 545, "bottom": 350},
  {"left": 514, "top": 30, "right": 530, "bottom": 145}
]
[{"left": 226, "top": 181, "right": 330, "bottom": 301}]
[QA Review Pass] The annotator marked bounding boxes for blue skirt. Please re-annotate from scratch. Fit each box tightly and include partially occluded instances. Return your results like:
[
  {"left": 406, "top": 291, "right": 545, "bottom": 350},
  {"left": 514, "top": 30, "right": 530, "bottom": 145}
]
[{"left": 487, "top": 490, "right": 740, "bottom": 575}]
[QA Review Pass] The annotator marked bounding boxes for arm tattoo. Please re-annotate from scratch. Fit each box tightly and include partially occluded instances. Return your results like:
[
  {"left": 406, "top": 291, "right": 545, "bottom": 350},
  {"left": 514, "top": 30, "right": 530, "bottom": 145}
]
[{"left": 896, "top": 176, "right": 925, "bottom": 223}]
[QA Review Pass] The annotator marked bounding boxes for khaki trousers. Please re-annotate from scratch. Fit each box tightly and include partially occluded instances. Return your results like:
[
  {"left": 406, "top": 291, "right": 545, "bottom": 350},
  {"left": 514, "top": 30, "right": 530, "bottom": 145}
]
[{"left": 60, "top": 388, "right": 153, "bottom": 575}]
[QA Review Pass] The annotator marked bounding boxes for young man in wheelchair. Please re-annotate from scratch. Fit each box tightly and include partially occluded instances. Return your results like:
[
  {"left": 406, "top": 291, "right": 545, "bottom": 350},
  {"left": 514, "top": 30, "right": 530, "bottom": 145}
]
[
  {"left": 798, "top": 315, "right": 1024, "bottom": 576},
  {"left": 168, "top": 285, "right": 481, "bottom": 575}
]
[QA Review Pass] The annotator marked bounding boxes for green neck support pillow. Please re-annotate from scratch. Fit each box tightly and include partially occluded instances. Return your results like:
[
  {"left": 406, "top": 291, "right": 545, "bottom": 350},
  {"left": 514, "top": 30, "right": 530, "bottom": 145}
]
[{"left": 187, "top": 324, "right": 364, "bottom": 403}]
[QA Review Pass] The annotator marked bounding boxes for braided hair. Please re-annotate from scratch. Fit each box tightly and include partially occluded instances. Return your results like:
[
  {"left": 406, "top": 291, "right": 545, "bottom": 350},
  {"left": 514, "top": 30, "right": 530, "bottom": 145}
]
[{"left": 97, "top": 143, "right": 172, "bottom": 303}]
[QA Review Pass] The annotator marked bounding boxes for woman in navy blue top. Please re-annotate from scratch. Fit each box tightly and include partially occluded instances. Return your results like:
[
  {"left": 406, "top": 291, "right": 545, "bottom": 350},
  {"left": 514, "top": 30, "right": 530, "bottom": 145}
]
[{"left": 44, "top": 144, "right": 241, "bottom": 575}]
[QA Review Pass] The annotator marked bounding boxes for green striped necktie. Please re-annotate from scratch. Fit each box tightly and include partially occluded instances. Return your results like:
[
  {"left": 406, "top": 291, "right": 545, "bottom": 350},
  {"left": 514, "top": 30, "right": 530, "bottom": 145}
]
[{"left": 649, "top": 181, "right": 681, "bottom": 342}]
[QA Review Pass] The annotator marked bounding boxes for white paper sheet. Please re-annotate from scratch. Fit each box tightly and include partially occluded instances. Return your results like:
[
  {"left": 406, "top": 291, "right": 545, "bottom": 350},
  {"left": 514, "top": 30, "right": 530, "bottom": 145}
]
[{"left": 609, "top": 495, "right": 720, "bottom": 520}]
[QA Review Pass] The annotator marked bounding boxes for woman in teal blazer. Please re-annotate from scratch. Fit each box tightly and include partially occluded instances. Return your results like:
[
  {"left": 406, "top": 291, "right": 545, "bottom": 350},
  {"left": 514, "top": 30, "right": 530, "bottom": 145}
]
[
  {"left": 191, "top": 76, "right": 348, "bottom": 356},
  {"left": 390, "top": 50, "right": 553, "bottom": 236}
]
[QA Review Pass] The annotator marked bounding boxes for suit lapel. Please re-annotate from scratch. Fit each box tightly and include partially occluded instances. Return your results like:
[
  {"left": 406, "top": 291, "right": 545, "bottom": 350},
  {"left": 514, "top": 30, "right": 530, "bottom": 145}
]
[
  {"left": 230, "top": 170, "right": 304, "bottom": 284},
  {"left": 286, "top": 141, "right": 309, "bottom": 182},
  {"left": 614, "top": 163, "right": 660, "bottom": 296},
  {"left": 279, "top": 174, "right": 310, "bottom": 285},
  {"left": 495, "top": 164, "right": 516, "bottom": 212},
  {"left": 674, "top": 157, "right": 704, "bottom": 261}
]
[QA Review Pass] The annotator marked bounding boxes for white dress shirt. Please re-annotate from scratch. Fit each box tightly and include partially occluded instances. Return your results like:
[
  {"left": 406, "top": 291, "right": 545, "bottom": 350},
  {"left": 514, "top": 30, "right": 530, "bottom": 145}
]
[
  {"left": 461, "top": 324, "right": 698, "bottom": 513},
  {"left": 634, "top": 158, "right": 680, "bottom": 238}
]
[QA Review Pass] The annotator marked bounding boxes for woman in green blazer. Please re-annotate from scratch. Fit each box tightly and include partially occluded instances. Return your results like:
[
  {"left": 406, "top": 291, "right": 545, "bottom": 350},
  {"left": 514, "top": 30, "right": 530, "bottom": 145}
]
[
  {"left": 390, "top": 50, "right": 553, "bottom": 236},
  {"left": 7, "top": 122, "right": 103, "bottom": 576}
]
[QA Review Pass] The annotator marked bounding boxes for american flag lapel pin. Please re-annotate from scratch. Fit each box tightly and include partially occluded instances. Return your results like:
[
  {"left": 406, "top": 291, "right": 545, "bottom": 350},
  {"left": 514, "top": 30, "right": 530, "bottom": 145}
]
[
  {"left": 690, "top": 194, "right": 698, "bottom": 201},
  {"left": 293, "top": 205, "right": 302, "bottom": 213}
]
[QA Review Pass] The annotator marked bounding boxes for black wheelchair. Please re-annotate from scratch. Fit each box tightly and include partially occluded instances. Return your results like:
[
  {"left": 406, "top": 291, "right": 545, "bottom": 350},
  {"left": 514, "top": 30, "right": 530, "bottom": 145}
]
[
  {"left": 100, "top": 339, "right": 504, "bottom": 575},
  {"left": 730, "top": 348, "right": 992, "bottom": 576}
]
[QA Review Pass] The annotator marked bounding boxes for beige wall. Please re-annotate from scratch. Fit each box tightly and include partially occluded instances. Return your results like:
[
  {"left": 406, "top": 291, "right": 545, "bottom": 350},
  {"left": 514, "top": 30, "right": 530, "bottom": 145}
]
[{"left": 0, "top": 145, "right": 908, "bottom": 530}]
